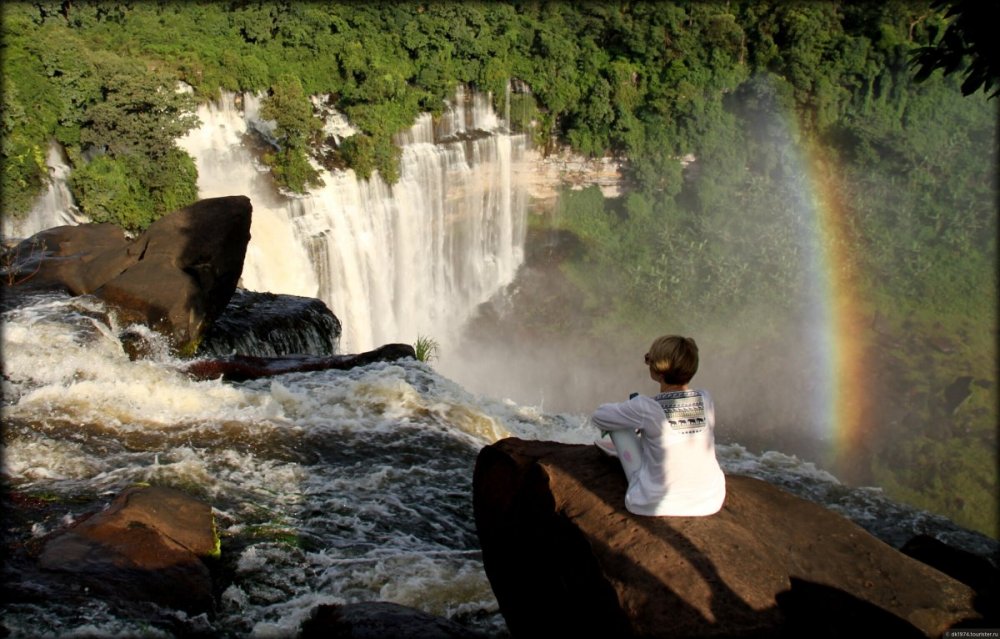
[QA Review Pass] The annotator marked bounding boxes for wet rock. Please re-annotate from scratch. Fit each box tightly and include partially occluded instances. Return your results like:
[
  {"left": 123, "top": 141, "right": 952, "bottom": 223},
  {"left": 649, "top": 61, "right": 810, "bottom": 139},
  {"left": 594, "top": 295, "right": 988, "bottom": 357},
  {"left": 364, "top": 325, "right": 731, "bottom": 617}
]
[
  {"left": 1, "top": 223, "right": 130, "bottom": 294},
  {"left": 38, "top": 486, "right": 218, "bottom": 615},
  {"left": 94, "top": 196, "right": 252, "bottom": 355},
  {"left": 185, "top": 343, "right": 417, "bottom": 382},
  {"left": 300, "top": 602, "right": 486, "bottom": 639},
  {"left": 197, "top": 288, "right": 342, "bottom": 357},
  {"left": 473, "top": 438, "right": 983, "bottom": 638}
]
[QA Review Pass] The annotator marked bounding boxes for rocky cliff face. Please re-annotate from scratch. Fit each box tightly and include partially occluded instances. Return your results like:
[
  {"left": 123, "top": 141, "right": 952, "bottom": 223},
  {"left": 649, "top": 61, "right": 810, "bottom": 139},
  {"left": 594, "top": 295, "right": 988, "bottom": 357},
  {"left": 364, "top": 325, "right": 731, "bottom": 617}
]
[
  {"left": 473, "top": 438, "right": 991, "bottom": 638},
  {"left": 521, "top": 148, "right": 624, "bottom": 208}
]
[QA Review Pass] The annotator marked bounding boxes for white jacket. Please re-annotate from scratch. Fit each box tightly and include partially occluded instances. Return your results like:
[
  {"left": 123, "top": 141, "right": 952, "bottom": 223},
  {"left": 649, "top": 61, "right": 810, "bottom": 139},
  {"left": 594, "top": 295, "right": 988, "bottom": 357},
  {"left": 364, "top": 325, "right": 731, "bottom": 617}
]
[{"left": 592, "top": 390, "right": 726, "bottom": 516}]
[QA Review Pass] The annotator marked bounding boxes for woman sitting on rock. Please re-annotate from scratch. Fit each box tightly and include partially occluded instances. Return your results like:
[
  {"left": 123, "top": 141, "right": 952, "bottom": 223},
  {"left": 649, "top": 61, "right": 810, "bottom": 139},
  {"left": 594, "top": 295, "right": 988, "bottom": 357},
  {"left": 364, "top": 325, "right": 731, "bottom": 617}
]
[{"left": 592, "top": 335, "right": 726, "bottom": 516}]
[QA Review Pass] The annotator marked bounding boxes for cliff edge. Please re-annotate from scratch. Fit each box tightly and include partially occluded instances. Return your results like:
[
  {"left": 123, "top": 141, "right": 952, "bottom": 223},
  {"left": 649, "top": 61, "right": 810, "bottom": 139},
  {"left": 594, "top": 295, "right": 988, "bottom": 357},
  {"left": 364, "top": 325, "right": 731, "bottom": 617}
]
[{"left": 473, "top": 438, "right": 988, "bottom": 638}]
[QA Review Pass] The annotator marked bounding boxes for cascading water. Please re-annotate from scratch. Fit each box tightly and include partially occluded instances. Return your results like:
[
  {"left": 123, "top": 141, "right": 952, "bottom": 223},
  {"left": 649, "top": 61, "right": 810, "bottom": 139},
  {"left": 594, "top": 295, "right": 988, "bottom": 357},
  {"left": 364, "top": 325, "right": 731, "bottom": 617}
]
[
  {"left": 0, "top": 293, "right": 587, "bottom": 638},
  {"left": 178, "top": 87, "right": 527, "bottom": 353},
  {"left": 1, "top": 144, "right": 88, "bottom": 241},
  {"left": 176, "top": 93, "right": 320, "bottom": 302}
]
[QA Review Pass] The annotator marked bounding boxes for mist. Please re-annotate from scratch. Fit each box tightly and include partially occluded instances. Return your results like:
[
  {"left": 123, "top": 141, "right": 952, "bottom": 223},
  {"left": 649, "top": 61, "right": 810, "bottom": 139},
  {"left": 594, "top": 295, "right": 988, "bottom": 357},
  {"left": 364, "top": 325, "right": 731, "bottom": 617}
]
[
  {"left": 437, "top": 75, "right": 997, "bottom": 515},
  {"left": 437, "top": 221, "right": 838, "bottom": 473}
]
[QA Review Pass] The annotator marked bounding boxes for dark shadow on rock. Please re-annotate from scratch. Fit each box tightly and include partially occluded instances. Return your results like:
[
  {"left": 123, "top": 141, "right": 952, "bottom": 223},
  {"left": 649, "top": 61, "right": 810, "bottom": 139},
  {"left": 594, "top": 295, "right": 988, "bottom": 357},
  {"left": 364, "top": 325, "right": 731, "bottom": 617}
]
[
  {"left": 624, "top": 513, "right": 777, "bottom": 637},
  {"left": 301, "top": 601, "right": 488, "bottom": 639},
  {"left": 185, "top": 343, "right": 417, "bottom": 382},
  {"left": 197, "top": 289, "right": 342, "bottom": 357},
  {"left": 776, "top": 577, "right": 924, "bottom": 639},
  {"left": 902, "top": 534, "right": 1000, "bottom": 625},
  {"left": 543, "top": 446, "right": 778, "bottom": 638}
]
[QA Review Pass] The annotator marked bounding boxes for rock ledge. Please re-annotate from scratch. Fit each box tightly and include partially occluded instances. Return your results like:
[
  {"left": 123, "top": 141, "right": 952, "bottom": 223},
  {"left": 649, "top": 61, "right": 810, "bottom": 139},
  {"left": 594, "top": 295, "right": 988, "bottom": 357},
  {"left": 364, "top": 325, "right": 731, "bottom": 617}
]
[{"left": 473, "top": 438, "right": 985, "bottom": 638}]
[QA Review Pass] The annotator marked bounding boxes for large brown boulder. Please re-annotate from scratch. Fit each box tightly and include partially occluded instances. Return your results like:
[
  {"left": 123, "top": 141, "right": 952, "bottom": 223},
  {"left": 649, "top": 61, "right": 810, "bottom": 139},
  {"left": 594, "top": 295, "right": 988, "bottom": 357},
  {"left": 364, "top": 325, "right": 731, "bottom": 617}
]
[
  {"left": 473, "top": 438, "right": 986, "bottom": 638},
  {"left": 3, "top": 196, "right": 252, "bottom": 354},
  {"left": 2, "top": 222, "right": 131, "bottom": 294},
  {"left": 94, "top": 196, "right": 252, "bottom": 354},
  {"left": 38, "top": 486, "right": 219, "bottom": 615}
]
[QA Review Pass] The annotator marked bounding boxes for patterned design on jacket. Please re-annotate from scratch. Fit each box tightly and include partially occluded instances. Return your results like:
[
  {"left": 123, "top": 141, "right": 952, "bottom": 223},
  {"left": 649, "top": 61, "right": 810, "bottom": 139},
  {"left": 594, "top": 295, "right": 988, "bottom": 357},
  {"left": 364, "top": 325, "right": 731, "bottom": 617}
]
[{"left": 656, "top": 390, "right": 707, "bottom": 434}]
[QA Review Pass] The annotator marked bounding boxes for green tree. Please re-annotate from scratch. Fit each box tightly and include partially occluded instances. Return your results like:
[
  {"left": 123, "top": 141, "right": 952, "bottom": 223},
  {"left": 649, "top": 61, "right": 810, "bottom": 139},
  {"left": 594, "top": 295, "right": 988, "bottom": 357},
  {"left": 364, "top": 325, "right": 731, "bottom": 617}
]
[
  {"left": 1, "top": 82, "right": 50, "bottom": 218},
  {"left": 69, "top": 153, "right": 154, "bottom": 230},
  {"left": 259, "top": 74, "right": 323, "bottom": 192},
  {"left": 1, "top": 7, "right": 62, "bottom": 218},
  {"left": 80, "top": 55, "right": 200, "bottom": 159}
]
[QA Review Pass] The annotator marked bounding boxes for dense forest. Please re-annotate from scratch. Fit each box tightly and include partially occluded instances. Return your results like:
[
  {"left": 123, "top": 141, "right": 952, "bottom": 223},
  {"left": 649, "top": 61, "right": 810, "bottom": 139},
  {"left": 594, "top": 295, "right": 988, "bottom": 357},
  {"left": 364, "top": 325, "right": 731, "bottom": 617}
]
[{"left": 2, "top": 1, "right": 996, "bottom": 535}]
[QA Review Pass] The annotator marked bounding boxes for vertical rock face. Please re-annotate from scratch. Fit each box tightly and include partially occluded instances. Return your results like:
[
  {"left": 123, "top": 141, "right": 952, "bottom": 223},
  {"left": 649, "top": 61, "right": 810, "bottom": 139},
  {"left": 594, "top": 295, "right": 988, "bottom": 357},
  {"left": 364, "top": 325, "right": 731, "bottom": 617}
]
[{"left": 473, "top": 438, "right": 987, "bottom": 638}]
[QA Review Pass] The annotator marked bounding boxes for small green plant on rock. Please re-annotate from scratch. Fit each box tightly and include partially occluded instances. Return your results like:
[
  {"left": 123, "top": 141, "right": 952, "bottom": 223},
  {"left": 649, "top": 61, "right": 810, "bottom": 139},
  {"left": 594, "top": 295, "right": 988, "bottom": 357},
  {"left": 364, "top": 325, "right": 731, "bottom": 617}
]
[{"left": 414, "top": 335, "right": 439, "bottom": 363}]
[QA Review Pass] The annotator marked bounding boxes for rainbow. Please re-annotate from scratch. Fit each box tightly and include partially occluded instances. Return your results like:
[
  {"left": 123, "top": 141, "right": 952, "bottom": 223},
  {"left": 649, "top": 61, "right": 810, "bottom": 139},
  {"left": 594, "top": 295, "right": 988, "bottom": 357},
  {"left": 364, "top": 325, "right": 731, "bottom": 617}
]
[
  {"left": 764, "top": 87, "right": 875, "bottom": 474},
  {"left": 801, "top": 140, "right": 874, "bottom": 473}
]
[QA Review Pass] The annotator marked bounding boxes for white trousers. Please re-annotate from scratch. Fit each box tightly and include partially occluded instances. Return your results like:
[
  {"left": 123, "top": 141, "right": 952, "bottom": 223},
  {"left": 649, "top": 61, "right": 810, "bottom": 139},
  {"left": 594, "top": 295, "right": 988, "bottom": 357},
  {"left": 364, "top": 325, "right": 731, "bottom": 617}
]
[{"left": 609, "top": 429, "right": 643, "bottom": 480}]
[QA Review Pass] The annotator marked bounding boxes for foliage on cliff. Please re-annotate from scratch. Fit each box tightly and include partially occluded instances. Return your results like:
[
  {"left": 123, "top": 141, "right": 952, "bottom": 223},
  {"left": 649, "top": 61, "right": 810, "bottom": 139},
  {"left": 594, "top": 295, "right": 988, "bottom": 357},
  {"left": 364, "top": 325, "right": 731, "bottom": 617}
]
[
  {"left": 259, "top": 75, "right": 324, "bottom": 193},
  {"left": 536, "top": 15, "right": 997, "bottom": 532},
  {"left": 2, "top": 6, "right": 202, "bottom": 230},
  {"left": 5, "top": 0, "right": 993, "bottom": 229}
]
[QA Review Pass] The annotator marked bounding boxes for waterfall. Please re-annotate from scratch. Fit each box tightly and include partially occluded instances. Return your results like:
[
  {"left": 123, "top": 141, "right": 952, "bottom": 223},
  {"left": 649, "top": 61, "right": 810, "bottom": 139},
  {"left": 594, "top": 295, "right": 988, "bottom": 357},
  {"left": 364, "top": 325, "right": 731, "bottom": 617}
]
[
  {"left": 176, "top": 93, "right": 320, "bottom": 302},
  {"left": 179, "top": 87, "right": 528, "bottom": 353},
  {"left": 1, "top": 144, "right": 88, "bottom": 241}
]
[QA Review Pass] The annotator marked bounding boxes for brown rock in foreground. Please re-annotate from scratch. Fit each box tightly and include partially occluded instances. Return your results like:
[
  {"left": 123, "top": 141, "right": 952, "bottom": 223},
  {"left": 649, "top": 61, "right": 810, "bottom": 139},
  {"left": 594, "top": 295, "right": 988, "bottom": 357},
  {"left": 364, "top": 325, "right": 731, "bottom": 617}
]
[
  {"left": 3, "top": 222, "right": 131, "bottom": 294},
  {"left": 38, "top": 486, "right": 218, "bottom": 615},
  {"left": 473, "top": 438, "right": 984, "bottom": 638}
]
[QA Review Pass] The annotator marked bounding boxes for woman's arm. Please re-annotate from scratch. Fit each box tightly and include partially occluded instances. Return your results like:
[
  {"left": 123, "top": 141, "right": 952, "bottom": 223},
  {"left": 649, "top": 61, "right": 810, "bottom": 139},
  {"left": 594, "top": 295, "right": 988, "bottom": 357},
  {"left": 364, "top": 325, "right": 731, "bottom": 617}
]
[{"left": 592, "top": 396, "right": 654, "bottom": 432}]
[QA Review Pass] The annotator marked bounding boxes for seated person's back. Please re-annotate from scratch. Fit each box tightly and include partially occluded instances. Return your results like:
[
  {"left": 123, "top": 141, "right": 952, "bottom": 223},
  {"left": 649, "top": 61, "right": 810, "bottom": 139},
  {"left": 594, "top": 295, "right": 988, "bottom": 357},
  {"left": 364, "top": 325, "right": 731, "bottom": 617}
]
[{"left": 592, "top": 335, "right": 726, "bottom": 516}]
